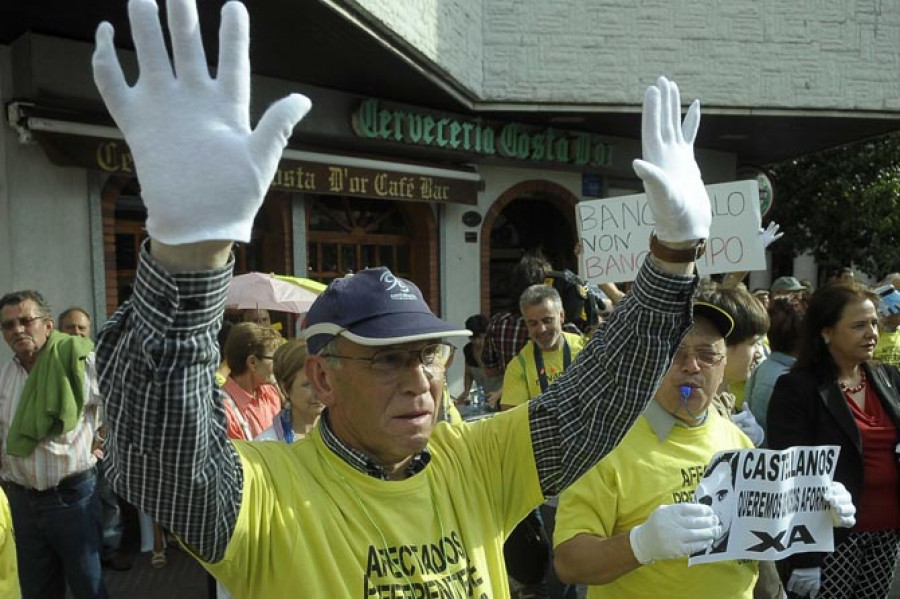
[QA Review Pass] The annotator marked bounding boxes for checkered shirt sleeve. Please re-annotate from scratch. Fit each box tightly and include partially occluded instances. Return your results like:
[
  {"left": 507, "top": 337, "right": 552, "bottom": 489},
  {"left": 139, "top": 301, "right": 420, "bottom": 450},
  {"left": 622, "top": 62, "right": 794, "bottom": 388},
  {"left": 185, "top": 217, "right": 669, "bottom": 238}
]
[
  {"left": 95, "top": 245, "right": 241, "bottom": 563},
  {"left": 528, "top": 257, "right": 697, "bottom": 497}
]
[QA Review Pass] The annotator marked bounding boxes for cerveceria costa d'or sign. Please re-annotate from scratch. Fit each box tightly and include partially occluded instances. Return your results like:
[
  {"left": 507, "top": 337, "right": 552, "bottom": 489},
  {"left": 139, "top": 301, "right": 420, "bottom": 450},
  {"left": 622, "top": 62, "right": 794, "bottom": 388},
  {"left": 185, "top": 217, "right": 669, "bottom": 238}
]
[{"left": 352, "top": 99, "right": 615, "bottom": 169}]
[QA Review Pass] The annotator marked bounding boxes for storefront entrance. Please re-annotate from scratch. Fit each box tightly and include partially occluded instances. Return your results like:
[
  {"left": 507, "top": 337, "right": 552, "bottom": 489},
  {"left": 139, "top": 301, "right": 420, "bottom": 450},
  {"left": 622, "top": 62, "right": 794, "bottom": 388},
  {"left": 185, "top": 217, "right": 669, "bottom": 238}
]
[{"left": 481, "top": 180, "right": 579, "bottom": 315}]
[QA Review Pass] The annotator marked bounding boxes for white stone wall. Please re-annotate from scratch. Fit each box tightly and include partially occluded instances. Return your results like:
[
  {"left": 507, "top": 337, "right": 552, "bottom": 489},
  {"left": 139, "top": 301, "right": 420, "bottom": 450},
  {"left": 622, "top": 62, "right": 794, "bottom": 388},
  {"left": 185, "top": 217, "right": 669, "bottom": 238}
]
[
  {"left": 348, "top": 0, "right": 485, "bottom": 96},
  {"left": 0, "top": 50, "right": 98, "bottom": 363},
  {"left": 354, "top": 0, "right": 900, "bottom": 111}
]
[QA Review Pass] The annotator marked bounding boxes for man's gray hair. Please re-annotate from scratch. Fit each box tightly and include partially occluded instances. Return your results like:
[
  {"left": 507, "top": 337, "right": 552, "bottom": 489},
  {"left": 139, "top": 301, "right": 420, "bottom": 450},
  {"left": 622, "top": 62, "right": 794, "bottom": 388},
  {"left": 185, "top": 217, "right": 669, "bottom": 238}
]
[
  {"left": 317, "top": 337, "right": 344, "bottom": 370},
  {"left": 0, "top": 290, "right": 52, "bottom": 318},
  {"left": 519, "top": 284, "right": 562, "bottom": 314}
]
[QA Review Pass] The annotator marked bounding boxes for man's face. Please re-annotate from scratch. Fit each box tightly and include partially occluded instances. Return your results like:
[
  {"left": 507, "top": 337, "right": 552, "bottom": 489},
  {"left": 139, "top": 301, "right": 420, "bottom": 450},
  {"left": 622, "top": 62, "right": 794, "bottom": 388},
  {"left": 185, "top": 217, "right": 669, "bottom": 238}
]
[
  {"left": 654, "top": 318, "right": 726, "bottom": 425},
  {"left": 60, "top": 311, "right": 91, "bottom": 338},
  {"left": 249, "top": 342, "right": 279, "bottom": 387},
  {"left": 772, "top": 289, "right": 801, "bottom": 301},
  {"left": 308, "top": 338, "right": 443, "bottom": 472},
  {"left": 696, "top": 460, "right": 734, "bottom": 543},
  {"left": 1, "top": 300, "right": 54, "bottom": 361},
  {"left": 523, "top": 299, "right": 564, "bottom": 351}
]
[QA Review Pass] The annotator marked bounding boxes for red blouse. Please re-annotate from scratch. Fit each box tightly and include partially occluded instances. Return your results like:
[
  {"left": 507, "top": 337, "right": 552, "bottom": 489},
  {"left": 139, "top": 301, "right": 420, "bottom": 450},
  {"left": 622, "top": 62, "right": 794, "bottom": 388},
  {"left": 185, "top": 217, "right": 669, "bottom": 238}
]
[{"left": 846, "top": 384, "right": 900, "bottom": 531}]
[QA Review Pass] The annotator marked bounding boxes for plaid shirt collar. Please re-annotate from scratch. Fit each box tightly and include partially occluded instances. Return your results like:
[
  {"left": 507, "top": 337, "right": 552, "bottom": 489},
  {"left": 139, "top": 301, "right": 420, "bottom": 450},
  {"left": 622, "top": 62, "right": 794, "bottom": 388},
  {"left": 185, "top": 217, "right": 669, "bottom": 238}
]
[{"left": 318, "top": 409, "right": 431, "bottom": 480}]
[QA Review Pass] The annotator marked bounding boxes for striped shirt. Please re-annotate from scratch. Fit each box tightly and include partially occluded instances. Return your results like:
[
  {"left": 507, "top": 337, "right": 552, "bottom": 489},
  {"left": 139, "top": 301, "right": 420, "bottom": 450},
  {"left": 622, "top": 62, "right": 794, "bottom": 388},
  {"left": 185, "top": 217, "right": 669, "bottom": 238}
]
[
  {"left": 0, "top": 354, "right": 100, "bottom": 491},
  {"left": 96, "top": 244, "right": 696, "bottom": 563}
]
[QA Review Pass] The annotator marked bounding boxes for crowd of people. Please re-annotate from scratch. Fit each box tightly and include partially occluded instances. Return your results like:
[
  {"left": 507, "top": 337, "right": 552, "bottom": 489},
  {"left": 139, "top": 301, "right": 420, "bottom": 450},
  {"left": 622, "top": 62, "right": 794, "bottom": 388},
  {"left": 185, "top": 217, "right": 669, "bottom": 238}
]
[{"left": 0, "top": 1, "right": 897, "bottom": 599}]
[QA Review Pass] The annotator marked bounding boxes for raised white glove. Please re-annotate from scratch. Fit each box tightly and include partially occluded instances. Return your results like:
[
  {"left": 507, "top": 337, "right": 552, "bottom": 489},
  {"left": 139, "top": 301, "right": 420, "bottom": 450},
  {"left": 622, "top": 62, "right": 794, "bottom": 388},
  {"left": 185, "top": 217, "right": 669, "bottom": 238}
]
[
  {"left": 787, "top": 567, "right": 821, "bottom": 598},
  {"left": 760, "top": 222, "right": 784, "bottom": 249},
  {"left": 824, "top": 480, "right": 856, "bottom": 528},
  {"left": 92, "top": 0, "right": 311, "bottom": 244},
  {"left": 731, "top": 403, "right": 765, "bottom": 447},
  {"left": 632, "top": 76, "right": 711, "bottom": 244},
  {"left": 629, "top": 502, "right": 721, "bottom": 564}
]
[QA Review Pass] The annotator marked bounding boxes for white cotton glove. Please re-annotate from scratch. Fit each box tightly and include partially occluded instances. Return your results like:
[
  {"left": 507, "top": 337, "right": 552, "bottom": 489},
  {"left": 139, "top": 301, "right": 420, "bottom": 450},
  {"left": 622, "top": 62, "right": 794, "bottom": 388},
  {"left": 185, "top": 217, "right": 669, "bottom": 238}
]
[
  {"left": 787, "top": 567, "right": 821, "bottom": 598},
  {"left": 731, "top": 403, "right": 765, "bottom": 447},
  {"left": 760, "top": 222, "right": 784, "bottom": 249},
  {"left": 628, "top": 503, "right": 721, "bottom": 564},
  {"left": 632, "top": 76, "right": 711, "bottom": 244},
  {"left": 824, "top": 481, "right": 856, "bottom": 528},
  {"left": 92, "top": 0, "right": 312, "bottom": 244}
]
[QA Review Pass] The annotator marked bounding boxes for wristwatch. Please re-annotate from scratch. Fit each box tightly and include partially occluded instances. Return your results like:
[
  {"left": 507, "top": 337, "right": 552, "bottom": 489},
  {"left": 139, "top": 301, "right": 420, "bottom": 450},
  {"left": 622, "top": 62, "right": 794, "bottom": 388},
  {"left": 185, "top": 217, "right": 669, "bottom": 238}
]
[{"left": 649, "top": 234, "right": 707, "bottom": 262}]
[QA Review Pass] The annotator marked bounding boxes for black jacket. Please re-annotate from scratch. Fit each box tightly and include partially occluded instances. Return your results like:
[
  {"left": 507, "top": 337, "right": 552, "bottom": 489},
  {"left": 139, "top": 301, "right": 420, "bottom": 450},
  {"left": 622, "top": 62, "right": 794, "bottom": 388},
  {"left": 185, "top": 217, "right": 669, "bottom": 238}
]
[{"left": 767, "top": 361, "right": 900, "bottom": 571}]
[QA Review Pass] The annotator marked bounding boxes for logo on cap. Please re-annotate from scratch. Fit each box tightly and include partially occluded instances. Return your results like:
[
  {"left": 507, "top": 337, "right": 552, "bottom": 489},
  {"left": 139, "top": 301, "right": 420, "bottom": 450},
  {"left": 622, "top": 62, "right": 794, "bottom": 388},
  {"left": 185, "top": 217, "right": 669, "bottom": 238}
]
[{"left": 380, "top": 270, "right": 416, "bottom": 301}]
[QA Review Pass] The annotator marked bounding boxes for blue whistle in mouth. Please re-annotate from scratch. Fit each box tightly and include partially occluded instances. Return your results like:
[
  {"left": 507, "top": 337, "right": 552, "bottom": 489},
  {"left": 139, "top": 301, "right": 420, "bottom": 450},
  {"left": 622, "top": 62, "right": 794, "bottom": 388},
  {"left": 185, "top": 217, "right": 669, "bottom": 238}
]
[{"left": 679, "top": 385, "right": 692, "bottom": 400}]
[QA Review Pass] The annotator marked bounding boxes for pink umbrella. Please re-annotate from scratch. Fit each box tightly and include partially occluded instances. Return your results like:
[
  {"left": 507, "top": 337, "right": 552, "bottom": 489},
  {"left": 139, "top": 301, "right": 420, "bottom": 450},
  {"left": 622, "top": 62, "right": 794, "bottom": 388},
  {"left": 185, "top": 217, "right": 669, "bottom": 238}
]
[{"left": 226, "top": 272, "right": 320, "bottom": 314}]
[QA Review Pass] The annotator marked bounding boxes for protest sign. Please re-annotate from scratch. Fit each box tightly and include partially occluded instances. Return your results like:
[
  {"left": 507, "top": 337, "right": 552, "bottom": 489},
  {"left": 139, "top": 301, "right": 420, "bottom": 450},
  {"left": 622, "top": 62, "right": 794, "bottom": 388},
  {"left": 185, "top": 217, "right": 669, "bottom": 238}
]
[
  {"left": 576, "top": 180, "right": 765, "bottom": 284},
  {"left": 688, "top": 445, "right": 840, "bottom": 566}
]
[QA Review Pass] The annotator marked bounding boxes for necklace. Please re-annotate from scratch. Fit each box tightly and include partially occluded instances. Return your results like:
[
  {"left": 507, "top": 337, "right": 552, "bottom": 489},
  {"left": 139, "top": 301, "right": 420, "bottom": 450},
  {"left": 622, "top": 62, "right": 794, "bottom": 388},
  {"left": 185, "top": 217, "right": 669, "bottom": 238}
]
[{"left": 839, "top": 370, "right": 866, "bottom": 394}]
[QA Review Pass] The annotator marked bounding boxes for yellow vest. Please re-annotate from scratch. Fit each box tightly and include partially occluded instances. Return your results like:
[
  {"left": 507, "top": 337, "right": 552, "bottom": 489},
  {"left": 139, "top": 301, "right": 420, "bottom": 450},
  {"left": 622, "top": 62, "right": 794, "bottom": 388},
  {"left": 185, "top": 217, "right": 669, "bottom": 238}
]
[
  {"left": 502, "top": 332, "right": 585, "bottom": 406},
  {"left": 201, "top": 406, "right": 542, "bottom": 598}
]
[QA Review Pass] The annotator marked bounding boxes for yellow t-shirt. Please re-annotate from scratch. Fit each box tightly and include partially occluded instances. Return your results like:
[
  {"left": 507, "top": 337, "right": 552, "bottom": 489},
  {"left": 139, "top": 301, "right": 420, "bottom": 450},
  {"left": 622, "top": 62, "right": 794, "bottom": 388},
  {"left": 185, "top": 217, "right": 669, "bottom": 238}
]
[
  {"left": 0, "top": 488, "right": 19, "bottom": 599},
  {"left": 875, "top": 329, "right": 900, "bottom": 368},
  {"left": 502, "top": 332, "right": 585, "bottom": 407},
  {"left": 555, "top": 411, "right": 757, "bottom": 599},
  {"left": 202, "top": 406, "right": 543, "bottom": 598}
]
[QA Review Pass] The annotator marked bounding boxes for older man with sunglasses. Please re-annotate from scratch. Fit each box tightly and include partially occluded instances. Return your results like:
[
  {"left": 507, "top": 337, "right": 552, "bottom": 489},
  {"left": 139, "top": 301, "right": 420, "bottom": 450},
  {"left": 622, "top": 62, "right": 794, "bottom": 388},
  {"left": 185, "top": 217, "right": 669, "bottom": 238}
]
[
  {"left": 0, "top": 291, "right": 107, "bottom": 598},
  {"left": 93, "top": 0, "right": 738, "bottom": 596}
]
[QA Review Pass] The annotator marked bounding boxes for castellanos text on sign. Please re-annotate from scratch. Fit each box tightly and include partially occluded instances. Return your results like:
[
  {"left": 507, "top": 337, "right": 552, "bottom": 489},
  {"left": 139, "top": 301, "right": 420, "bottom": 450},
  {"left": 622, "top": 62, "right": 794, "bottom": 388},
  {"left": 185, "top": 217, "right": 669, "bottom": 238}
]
[{"left": 576, "top": 180, "right": 765, "bottom": 284}]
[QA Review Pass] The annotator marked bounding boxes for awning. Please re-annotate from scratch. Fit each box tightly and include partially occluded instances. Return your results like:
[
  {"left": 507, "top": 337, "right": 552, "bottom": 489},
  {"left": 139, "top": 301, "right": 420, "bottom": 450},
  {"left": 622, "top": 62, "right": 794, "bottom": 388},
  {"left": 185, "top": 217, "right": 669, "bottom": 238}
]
[{"left": 12, "top": 104, "right": 480, "bottom": 205}]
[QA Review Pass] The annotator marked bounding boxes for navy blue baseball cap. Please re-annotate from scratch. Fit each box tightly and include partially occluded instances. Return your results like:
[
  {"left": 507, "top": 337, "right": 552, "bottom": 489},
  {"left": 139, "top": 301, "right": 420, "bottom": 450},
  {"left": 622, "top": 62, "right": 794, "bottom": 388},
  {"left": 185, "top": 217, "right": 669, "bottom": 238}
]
[{"left": 302, "top": 267, "right": 471, "bottom": 354}]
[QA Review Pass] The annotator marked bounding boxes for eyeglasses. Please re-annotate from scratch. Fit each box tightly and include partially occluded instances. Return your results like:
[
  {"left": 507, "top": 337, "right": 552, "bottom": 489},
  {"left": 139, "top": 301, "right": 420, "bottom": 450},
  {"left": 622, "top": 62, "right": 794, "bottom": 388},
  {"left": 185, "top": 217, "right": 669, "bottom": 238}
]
[
  {"left": 673, "top": 346, "right": 726, "bottom": 368},
  {"left": 257, "top": 355, "right": 275, "bottom": 361},
  {"left": 323, "top": 343, "right": 455, "bottom": 377},
  {"left": 0, "top": 315, "right": 46, "bottom": 331}
]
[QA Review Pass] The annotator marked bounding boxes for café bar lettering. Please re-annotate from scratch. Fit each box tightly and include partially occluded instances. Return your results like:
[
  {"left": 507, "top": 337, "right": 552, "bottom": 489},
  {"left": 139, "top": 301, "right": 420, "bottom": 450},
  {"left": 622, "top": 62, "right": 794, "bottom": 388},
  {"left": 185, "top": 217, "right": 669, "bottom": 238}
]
[
  {"left": 353, "top": 98, "right": 615, "bottom": 168},
  {"left": 92, "top": 139, "right": 475, "bottom": 204}
]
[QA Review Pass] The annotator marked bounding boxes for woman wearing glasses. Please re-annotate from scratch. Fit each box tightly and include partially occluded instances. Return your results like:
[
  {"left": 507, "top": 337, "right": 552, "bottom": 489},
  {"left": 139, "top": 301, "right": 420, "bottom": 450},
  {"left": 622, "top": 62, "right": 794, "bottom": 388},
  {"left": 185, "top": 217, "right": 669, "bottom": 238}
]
[{"left": 768, "top": 282, "right": 900, "bottom": 598}]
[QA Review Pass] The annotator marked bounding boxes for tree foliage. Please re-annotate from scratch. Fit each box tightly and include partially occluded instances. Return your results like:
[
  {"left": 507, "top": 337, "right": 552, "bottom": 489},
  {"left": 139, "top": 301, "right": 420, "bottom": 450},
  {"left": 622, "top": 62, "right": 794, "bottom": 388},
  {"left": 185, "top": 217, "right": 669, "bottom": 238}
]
[{"left": 768, "top": 133, "right": 900, "bottom": 279}]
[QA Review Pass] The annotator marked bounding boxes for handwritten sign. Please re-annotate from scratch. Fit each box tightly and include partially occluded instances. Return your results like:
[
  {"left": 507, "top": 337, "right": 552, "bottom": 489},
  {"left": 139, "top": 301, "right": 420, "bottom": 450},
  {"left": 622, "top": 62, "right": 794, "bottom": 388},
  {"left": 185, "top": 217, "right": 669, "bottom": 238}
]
[
  {"left": 577, "top": 180, "right": 765, "bottom": 283},
  {"left": 688, "top": 446, "right": 839, "bottom": 565}
]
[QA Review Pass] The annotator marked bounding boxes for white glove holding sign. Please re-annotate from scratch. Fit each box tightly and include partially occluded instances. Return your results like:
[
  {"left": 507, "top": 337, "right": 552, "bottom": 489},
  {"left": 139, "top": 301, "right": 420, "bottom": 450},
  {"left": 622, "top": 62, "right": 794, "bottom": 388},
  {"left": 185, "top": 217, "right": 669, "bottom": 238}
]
[
  {"left": 92, "top": 0, "right": 311, "bottom": 244},
  {"left": 632, "top": 76, "right": 711, "bottom": 244},
  {"left": 629, "top": 502, "right": 721, "bottom": 564}
]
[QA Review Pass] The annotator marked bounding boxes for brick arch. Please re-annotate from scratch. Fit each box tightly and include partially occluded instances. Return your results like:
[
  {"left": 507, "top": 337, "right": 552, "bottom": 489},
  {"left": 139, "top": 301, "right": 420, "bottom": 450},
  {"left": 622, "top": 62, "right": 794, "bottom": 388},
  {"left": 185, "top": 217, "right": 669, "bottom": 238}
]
[{"left": 479, "top": 179, "right": 580, "bottom": 315}]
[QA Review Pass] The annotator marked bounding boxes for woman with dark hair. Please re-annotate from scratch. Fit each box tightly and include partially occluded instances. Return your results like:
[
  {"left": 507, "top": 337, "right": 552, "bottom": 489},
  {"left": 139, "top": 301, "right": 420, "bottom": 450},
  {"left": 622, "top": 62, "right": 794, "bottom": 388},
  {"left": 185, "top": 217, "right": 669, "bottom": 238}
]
[
  {"left": 768, "top": 283, "right": 900, "bottom": 598},
  {"left": 745, "top": 297, "right": 805, "bottom": 440}
]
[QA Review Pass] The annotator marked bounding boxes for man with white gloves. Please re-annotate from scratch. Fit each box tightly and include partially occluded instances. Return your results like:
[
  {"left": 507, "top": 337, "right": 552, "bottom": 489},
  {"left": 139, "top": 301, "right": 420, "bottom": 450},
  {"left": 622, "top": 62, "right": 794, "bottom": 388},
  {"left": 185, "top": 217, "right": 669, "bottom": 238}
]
[
  {"left": 553, "top": 302, "right": 856, "bottom": 599},
  {"left": 89, "top": 0, "right": 817, "bottom": 596}
]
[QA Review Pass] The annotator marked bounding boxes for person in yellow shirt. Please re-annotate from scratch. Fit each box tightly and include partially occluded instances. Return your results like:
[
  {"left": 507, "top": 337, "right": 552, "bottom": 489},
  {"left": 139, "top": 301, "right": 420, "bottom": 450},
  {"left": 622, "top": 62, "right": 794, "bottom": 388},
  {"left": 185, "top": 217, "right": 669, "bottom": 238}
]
[
  {"left": 0, "top": 487, "right": 20, "bottom": 599},
  {"left": 554, "top": 303, "right": 853, "bottom": 599},
  {"left": 90, "top": 3, "right": 738, "bottom": 595},
  {"left": 501, "top": 285, "right": 585, "bottom": 410},
  {"left": 874, "top": 284, "right": 900, "bottom": 367},
  {"left": 554, "top": 303, "right": 755, "bottom": 599}
]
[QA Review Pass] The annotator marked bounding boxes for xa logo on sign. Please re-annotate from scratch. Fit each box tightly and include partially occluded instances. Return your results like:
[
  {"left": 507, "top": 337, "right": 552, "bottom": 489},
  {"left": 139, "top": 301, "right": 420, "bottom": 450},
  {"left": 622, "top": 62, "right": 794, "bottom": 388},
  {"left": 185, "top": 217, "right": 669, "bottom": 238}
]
[
  {"left": 380, "top": 270, "right": 409, "bottom": 293},
  {"left": 746, "top": 524, "right": 815, "bottom": 552}
]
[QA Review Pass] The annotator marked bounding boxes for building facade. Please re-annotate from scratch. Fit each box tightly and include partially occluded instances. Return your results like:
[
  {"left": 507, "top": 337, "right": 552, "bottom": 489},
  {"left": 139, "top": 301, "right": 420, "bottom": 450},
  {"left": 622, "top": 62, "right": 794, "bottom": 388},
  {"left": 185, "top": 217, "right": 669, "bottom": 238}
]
[{"left": 1, "top": 1, "right": 898, "bottom": 393}]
